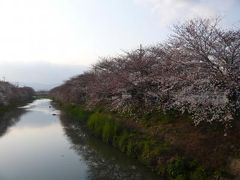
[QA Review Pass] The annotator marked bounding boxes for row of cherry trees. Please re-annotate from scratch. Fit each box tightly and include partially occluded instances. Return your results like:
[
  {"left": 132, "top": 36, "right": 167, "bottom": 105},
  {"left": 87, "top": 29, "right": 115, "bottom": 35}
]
[
  {"left": 51, "top": 18, "right": 240, "bottom": 127},
  {"left": 0, "top": 81, "right": 35, "bottom": 106}
]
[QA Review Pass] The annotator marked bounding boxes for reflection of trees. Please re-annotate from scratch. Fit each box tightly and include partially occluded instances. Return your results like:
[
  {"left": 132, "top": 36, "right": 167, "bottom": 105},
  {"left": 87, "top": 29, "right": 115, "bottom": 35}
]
[
  {"left": 60, "top": 113, "right": 161, "bottom": 180},
  {"left": 0, "top": 108, "right": 25, "bottom": 137}
]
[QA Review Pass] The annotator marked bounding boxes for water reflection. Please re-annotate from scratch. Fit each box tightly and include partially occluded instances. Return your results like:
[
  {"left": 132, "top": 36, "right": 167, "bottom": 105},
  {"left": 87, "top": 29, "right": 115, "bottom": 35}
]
[
  {"left": 0, "top": 108, "right": 25, "bottom": 137},
  {"left": 60, "top": 114, "right": 161, "bottom": 180},
  {"left": 0, "top": 99, "right": 88, "bottom": 180},
  {"left": 0, "top": 99, "right": 161, "bottom": 180},
  {"left": 20, "top": 99, "right": 60, "bottom": 115}
]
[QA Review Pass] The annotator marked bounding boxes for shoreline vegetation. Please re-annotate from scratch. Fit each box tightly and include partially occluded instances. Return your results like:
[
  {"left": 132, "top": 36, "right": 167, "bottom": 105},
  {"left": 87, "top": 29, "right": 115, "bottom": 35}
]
[
  {"left": 50, "top": 18, "right": 240, "bottom": 179},
  {"left": 56, "top": 103, "right": 235, "bottom": 179}
]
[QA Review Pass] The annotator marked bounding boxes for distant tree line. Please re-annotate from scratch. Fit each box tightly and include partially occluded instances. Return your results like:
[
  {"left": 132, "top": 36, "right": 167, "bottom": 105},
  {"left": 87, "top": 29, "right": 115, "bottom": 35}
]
[
  {"left": 50, "top": 18, "right": 240, "bottom": 128},
  {"left": 0, "top": 81, "right": 35, "bottom": 106}
]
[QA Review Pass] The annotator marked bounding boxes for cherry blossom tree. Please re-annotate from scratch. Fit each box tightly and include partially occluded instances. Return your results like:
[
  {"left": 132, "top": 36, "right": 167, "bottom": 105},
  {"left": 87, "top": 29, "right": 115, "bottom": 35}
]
[{"left": 50, "top": 18, "right": 240, "bottom": 128}]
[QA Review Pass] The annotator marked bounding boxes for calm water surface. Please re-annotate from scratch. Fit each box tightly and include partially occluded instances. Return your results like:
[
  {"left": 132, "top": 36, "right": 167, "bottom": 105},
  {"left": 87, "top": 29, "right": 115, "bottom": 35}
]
[{"left": 0, "top": 99, "right": 161, "bottom": 180}]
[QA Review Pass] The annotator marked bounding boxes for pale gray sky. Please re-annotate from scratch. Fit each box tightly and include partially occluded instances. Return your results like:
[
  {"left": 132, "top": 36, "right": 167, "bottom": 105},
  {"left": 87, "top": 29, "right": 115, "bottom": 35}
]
[
  {"left": 0, "top": 62, "right": 87, "bottom": 90},
  {"left": 0, "top": 0, "right": 239, "bottom": 90}
]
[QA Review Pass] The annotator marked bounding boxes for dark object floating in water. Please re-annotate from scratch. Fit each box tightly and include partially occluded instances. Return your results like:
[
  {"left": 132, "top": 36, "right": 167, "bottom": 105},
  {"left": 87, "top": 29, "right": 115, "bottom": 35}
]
[
  {"left": 49, "top": 106, "right": 52, "bottom": 108},
  {"left": 52, "top": 113, "right": 57, "bottom": 116}
]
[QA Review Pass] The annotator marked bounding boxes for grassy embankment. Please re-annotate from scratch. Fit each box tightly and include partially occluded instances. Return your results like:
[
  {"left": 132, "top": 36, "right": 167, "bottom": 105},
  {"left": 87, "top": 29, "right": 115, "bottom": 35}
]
[
  {"left": 59, "top": 103, "right": 234, "bottom": 179},
  {"left": 0, "top": 98, "right": 35, "bottom": 115},
  {"left": 0, "top": 102, "right": 25, "bottom": 114},
  {"left": 0, "top": 105, "right": 14, "bottom": 114}
]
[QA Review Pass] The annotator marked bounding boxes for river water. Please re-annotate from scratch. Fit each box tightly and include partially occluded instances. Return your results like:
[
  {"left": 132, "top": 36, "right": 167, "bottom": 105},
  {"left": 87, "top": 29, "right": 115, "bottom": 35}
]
[{"left": 0, "top": 99, "right": 161, "bottom": 180}]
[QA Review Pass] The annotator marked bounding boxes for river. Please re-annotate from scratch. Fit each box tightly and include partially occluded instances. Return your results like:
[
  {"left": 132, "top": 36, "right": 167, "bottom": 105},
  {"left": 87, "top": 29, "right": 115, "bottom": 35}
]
[{"left": 0, "top": 99, "right": 161, "bottom": 180}]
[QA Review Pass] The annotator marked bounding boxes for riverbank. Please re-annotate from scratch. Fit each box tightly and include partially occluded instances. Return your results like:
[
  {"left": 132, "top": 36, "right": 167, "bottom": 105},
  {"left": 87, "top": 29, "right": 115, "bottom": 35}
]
[
  {"left": 0, "top": 100, "right": 34, "bottom": 114},
  {"left": 57, "top": 103, "right": 236, "bottom": 179}
]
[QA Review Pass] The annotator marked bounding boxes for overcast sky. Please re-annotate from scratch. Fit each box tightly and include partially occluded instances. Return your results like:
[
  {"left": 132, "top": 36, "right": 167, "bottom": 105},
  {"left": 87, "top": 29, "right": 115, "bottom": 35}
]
[{"left": 0, "top": 0, "right": 239, "bottom": 90}]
